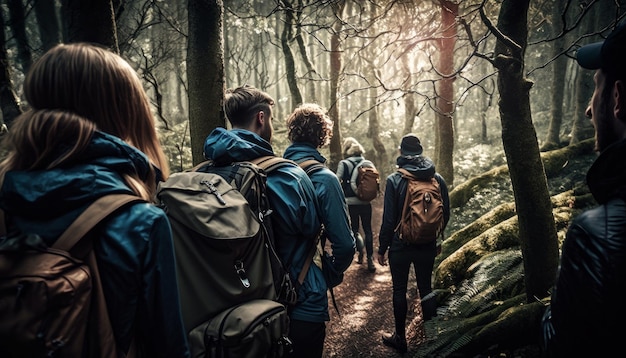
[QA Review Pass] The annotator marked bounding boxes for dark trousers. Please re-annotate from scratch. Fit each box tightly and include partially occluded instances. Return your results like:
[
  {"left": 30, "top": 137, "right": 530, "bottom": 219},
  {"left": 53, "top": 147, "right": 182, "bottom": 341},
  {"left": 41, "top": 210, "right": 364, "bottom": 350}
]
[
  {"left": 388, "top": 242, "right": 437, "bottom": 336},
  {"left": 288, "top": 319, "right": 326, "bottom": 358},
  {"left": 348, "top": 203, "right": 373, "bottom": 257}
]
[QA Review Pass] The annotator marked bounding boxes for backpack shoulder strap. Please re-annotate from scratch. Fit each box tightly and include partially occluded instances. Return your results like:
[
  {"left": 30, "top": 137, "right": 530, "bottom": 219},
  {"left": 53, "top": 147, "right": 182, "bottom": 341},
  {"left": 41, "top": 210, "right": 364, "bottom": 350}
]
[
  {"left": 297, "top": 225, "right": 325, "bottom": 285},
  {"left": 350, "top": 160, "right": 362, "bottom": 193},
  {"left": 298, "top": 159, "right": 325, "bottom": 176},
  {"left": 54, "top": 194, "right": 144, "bottom": 254},
  {"left": 54, "top": 193, "right": 142, "bottom": 358},
  {"left": 190, "top": 159, "right": 213, "bottom": 172},
  {"left": 397, "top": 168, "right": 413, "bottom": 178},
  {"left": 251, "top": 156, "right": 298, "bottom": 173}
]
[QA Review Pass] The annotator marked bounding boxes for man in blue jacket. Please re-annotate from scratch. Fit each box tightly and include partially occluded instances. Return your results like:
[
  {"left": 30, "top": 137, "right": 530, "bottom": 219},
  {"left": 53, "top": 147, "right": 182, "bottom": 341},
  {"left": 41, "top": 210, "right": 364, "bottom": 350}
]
[
  {"left": 204, "top": 86, "right": 325, "bottom": 358},
  {"left": 284, "top": 102, "right": 356, "bottom": 290},
  {"left": 542, "top": 20, "right": 626, "bottom": 357}
]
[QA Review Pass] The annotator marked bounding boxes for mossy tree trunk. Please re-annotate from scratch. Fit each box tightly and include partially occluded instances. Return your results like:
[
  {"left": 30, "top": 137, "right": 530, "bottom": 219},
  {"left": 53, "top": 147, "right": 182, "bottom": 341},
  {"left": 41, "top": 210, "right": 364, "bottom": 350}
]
[{"left": 492, "top": 0, "right": 559, "bottom": 302}]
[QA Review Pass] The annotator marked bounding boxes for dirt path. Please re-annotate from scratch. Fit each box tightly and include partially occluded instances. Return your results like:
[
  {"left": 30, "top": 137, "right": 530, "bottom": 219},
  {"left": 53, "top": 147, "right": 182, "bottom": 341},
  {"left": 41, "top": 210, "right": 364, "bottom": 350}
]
[{"left": 322, "top": 196, "right": 422, "bottom": 357}]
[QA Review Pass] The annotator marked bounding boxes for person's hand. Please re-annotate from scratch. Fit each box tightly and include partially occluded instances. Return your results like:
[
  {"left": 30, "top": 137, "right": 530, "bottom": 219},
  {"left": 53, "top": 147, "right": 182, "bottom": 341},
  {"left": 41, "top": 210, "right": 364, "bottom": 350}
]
[{"left": 377, "top": 253, "right": 387, "bottom": 266}]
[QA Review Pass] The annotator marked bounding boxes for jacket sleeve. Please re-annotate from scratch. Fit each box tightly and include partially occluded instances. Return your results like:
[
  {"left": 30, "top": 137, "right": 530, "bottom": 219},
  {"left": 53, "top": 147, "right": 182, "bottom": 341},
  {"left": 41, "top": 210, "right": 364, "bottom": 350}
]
[
  {"left": 378, "top": 173, "right": 400, "bottom": 255},
  {"left": 349, "top": 162, "right": 359, "bottom": 194},
  {"left": 435, "top": 173, "right": 451, "bottom": 230},
  {"left": 312, "top": 168, "right": 355, "bottom": 274},
  {"left": 100, "top": 203, "right": 190, "bottom": 358},
  {"left": 335, "top": 160, "right": 345, "bottom": 181}
]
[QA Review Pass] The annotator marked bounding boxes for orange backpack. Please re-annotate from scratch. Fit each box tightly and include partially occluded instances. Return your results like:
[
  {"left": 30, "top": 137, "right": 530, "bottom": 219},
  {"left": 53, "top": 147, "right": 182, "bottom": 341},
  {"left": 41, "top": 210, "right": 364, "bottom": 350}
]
[{"left": 394, "top": 168, "right": 444, "bottom": 244}]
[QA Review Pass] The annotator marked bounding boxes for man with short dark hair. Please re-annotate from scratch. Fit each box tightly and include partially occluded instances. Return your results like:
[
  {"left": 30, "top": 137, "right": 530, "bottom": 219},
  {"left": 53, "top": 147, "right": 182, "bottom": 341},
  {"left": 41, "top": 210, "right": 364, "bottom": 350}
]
[
  {"left": 204, "top": 86, "right": 323, "bottom": 358},
  {"left": 542, "top": 20, "right": 626, "bottom": 357}
]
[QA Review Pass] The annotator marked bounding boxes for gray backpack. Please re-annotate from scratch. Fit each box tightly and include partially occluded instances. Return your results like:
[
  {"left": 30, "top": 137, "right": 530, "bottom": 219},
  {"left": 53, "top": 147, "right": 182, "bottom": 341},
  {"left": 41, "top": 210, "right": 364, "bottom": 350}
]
[{"left": 156, "top": 156, "right": 297, "bottom": 357}]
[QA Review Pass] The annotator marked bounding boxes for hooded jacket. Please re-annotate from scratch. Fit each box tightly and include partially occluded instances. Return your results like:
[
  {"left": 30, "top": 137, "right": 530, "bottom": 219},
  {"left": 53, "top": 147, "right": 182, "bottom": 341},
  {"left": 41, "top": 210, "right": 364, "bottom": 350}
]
[
  {"left": 204, "top": 128, "right": 328, "bottom": 322},
  {"left": 542, "top": 139, "right": 626, "bottom": 357},
  {"left": 378, "top": 155, "right": 450, "bottom": 255},
  {"left": 284, "top": 142, "right": 355, "bottom": 279},
  {"left": 0, "top": 131, "right": 189, "bottom": 357}
]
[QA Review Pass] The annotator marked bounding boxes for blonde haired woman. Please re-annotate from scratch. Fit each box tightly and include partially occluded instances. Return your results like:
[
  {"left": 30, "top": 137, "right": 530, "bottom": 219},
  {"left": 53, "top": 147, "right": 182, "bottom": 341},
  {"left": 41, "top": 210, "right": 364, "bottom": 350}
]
[
  {"left": 0, "top": 43, "right": 189, "bottom": 357},
  {"left": 336, "top": 137, "right": 377, "bottom": 272}
]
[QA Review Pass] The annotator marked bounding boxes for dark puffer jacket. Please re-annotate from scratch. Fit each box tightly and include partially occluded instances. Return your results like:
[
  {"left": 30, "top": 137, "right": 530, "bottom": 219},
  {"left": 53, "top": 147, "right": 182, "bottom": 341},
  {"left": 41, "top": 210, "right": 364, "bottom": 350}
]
[{"left": 542, "top": 139, "right": 626, "bottom": 357}]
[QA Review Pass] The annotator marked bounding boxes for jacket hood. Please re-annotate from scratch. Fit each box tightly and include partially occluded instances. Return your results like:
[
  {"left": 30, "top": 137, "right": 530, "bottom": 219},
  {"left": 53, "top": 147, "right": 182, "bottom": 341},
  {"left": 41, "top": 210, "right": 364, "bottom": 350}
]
[
  {"left": 0, "top": 131, "right": 152, "bottom": 231},
  {"left": 203, "top": 128, "right": 275, "bottom": 164},
  {"left": 396, "top": 155, "right": 435, "bottom": 179},
  {"left": 283, "top": 142, "right": 327, "bottom": 164},
  {"left": 587, "top": 139, "right": 626, "bottom": 203}
]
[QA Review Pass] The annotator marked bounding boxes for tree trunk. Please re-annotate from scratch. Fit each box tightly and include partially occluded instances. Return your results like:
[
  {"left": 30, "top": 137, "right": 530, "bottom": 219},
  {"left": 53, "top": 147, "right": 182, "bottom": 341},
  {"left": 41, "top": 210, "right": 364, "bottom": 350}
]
[
  {"left": 280, "top": 0, "right": 302, "bottom": 110},
  {"left": 327, "top": 0, "right": 345, "bottom": 171},
  {"left": 0, "top": 6, "right": 21, "bottom": 128},
  {"left": 569, "top": 4, "right": 599, "bottom": 144},
  {"left": 6, "top": 0, "right": 32, "bottom": 73},
  {"left": 187, "top": 0, "right": 225, "bottom": 166},
  {"left": 33, "top": 0, "right": 62, "bottom": 52},
  {"left": 293, "top": 0, "right": 317, "bottom": 103},
  {"left": 364, "top": 62, "right": 385, "bottom": 172},
  {"left": 61, "top": 0, "right": 119, "bottom": 52},
  {"left": 493, "top": 0, "right": 559, "bottom": 302},
  {"left": 434, "top": 0, "right": 457, "bottom": 187},
  {"left": 542, "top": 0, "right": 567, "bottom": 150},
  {"left": 401, "top": 48, "right": 417, "bottom": 135},
  {"left": 362, "top": 1, "right": 386, "bottom": 173}
]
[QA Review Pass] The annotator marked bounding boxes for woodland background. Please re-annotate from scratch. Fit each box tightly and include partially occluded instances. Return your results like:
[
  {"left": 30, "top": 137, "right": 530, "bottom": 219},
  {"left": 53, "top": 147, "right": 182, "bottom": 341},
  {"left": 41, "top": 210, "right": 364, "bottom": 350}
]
[{"left": 0, "top": 0, "right": 624, "bottom": 356}]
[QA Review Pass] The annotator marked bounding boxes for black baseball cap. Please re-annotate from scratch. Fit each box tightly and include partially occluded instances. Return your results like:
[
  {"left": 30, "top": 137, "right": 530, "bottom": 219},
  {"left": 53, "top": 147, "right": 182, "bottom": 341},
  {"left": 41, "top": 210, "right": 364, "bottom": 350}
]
[{"left": 576, "top": 20, "right": 626, "bottom": 78}]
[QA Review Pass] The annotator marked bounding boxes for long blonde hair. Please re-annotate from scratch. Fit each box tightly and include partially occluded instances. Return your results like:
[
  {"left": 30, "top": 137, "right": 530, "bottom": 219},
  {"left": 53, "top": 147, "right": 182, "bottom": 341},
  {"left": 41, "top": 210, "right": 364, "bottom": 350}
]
[
  {"left": 23, "top": 42, "right": 169, "bottom": 179},
  {"left": 0, "top": 110, "right": 155, "bottom": 201}
]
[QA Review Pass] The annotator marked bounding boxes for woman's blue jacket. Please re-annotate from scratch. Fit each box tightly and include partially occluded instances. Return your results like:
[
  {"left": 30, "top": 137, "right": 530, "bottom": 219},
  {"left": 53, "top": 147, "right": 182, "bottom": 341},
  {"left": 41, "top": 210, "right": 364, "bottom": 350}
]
[{"left": 0, "top": 131, "right": 190, "bottom": 357}]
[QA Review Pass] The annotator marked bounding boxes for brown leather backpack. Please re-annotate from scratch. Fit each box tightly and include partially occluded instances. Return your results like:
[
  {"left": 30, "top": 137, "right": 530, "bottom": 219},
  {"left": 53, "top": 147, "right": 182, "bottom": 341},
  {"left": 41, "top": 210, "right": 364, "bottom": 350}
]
[
  {"left": 394, "top": 169, "right": 444, "bottom": 244},
  {"left": 0, "top": 194, "right": 141, "bottom": 358}
]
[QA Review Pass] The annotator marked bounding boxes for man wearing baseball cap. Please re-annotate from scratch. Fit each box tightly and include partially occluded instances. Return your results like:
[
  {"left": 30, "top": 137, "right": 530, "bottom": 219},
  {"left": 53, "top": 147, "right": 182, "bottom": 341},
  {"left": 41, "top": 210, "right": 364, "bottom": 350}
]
[{"left": 542, "top": 20, "right": 626, "bottom": 357}]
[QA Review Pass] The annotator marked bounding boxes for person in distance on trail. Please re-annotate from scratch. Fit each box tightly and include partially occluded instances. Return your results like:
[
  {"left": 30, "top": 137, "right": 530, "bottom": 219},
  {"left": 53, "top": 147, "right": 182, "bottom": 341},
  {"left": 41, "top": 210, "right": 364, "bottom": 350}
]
[
  {"left": 541, "top": 20, "right": 626, "bottom": 358},
  {"left": 377, "top": 133, "right": 450, "bottom": 354},
  {"left": 336, "top": 137, "right": 378, "bottom": 272},
  {"left": 203, "top": 86, "right": 323, "bottom": 358},
  {"left": 0, "top": 43, "right": 190, "bottom": 357},
  {"left": 284, "top": 102, "right": 356, "bottom": 288}
]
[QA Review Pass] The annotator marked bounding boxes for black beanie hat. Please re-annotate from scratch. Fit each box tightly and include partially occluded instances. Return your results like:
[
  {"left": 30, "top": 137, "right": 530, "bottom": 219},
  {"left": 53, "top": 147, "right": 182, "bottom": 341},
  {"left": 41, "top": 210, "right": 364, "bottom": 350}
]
[{"left": 400, "top": 133, "right": 423, "bottom": 156}]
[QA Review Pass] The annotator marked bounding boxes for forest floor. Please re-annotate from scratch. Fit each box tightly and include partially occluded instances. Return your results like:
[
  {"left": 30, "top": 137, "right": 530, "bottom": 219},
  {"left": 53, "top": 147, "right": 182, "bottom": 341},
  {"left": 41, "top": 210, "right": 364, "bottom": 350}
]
[
  {"left": 321, "top": 142, "right": 596, "bottom": 357},
  {"left": 321, "top": 194, "right": 546, "bottom": 358},
  {"left": 322, "top": 195, "right": 424, "bottom": 358}
]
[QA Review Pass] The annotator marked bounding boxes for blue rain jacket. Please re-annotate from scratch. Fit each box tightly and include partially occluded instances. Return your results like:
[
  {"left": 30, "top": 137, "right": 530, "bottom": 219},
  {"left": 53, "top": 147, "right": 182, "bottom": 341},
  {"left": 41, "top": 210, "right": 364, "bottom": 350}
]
[
  {"left": 0, "top": 131, "right": 190, "bottom": 358},
  {"left": 204, "top": 128, "right": 327, "bottom": 322},
  {"left": 283, "top": 142, "right": 356, "bottom": 277}
]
